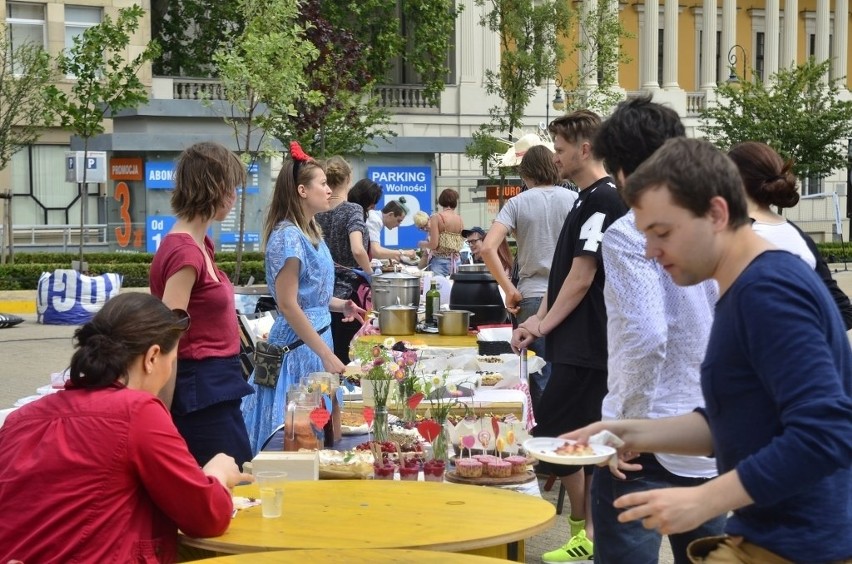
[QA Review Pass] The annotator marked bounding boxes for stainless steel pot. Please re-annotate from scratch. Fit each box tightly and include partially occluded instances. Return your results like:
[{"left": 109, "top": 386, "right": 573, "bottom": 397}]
[
  {"left": 435, "top": 310, "right": 474, "bottom": 336},
  {"left": 373, "top": 270, "right": 421, "bottom": 311},
  {"left": 379, "top": 304, "right": 417, "bottom": 335}
]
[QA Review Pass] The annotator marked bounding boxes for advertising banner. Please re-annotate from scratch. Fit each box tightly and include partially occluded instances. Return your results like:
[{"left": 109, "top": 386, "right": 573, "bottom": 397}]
[{"left": 366, "top": 166, "right": 433, "bottom": 249}]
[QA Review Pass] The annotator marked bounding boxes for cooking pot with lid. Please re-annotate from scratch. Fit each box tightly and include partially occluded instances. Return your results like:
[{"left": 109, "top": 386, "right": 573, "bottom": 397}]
[
  {"left": 372, "top": 269, "right": 421, "bottom": 311},
  {"left": 449, "top": 270, "right": 508, "bottom": 327}
]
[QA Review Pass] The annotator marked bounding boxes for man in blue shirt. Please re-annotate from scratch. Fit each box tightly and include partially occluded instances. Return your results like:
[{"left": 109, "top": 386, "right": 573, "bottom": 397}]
[{"left": 566, "top": 138, "right": 852, "bottom": 563}]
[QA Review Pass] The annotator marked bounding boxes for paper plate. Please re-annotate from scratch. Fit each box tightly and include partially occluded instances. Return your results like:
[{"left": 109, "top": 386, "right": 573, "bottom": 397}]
[{"left": 523, "top": 437, "right": 616, "bottom": 466}]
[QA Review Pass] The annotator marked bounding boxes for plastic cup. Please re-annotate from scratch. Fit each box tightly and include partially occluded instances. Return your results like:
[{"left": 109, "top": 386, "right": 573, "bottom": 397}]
[{"left": 255, "top": 471, "right": 287, "bottom": 518}]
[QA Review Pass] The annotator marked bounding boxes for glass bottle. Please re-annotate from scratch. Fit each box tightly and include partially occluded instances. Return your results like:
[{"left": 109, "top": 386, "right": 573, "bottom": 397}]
[{"left": 425, "top": 280, "right": 440, "bottom": 324}]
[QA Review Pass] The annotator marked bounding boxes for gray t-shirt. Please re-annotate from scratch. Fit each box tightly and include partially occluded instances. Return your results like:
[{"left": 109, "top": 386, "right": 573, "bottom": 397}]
[{"left": 495, "top": 186, "right": 578, "bottom": 297}]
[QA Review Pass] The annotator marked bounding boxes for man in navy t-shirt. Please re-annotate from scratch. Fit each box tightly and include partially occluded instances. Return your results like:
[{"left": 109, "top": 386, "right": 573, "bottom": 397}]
[{"left": 566, "top": 138, "right": 852, "bottom": 563}]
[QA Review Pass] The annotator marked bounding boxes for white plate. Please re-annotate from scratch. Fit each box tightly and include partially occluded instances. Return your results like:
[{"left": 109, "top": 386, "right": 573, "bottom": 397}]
[{"left": 523, "top": 437, "right": 616, "bottom": 466}]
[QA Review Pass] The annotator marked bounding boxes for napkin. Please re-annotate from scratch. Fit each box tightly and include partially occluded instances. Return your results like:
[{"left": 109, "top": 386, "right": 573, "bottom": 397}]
[{"left": 589, "top": 430, "right": 626, "bottom": 473}]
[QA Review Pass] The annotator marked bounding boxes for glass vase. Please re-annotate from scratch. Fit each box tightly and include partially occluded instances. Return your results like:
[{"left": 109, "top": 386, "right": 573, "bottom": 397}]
[
  {"left": 431, "top": 423, "right": 450, "bottom": 464},
  {"left": 374, "top": 405, "right": 390, "bottom": 443}
]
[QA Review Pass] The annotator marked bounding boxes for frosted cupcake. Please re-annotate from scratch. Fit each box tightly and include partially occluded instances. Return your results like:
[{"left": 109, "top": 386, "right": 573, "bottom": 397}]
[
  {"left": 456, "top": 459, "right": 483, "bottom": 478},
  {"left": 505, "top": 455, "right": 528, "bottom": 475},
  {"left": 486, "top": 459, "right": 512, "bottom": 478}
]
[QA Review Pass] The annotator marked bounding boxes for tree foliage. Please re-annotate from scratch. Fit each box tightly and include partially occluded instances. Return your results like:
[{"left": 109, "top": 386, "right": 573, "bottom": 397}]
[
  {"left": 465, "top": 0, "right": 573, "bottom": 178},
  {"left": 151, "top": 0, "right": 242, "bottom": 77},
  {"left": 212, "top": 0, "right": 319, "bottom": 281},
  {"left": 48, "top": 5, "right": 160, "bottom": 141},
  {"left": 475, "top": 0, "right": 574, "bottom": 140},
  {"left": 269, "top": 0, "right": 393, "bottom": 157},
  {"left": 0, "top": 29, "right": 55, "bottom": 172},
  {"left": 700, "top": 58, "right": 852, "bottom": 179},
  {"left": 560, "top": 0, "right": 631, "bottom": 115},
  {"left": 46, "top": 4, "right": 160, "bottom": 268},
  {"left": 151, "top": 0, "right": 460, "bottom": 155}
]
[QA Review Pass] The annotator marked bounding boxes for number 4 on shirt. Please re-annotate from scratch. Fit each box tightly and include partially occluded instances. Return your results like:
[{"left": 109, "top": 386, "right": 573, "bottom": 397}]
[{"left": 580, "top": 212, "right": 606, "bottom": 252}]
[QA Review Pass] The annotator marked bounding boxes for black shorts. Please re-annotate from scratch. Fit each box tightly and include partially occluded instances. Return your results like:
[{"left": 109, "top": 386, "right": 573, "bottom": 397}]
[{"left": 532, "top": 363, "right": 607, "bottom": 477}]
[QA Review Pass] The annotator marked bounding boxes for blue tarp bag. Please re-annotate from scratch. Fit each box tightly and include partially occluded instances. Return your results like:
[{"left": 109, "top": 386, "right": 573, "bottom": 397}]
[{"left": 37, "top": 269, "right": 123, "bottom": 325}]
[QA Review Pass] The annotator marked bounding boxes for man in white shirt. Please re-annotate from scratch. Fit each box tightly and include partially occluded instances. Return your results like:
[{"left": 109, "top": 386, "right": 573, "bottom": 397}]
[{"left": 590, "top": 96, "right": 726, "bottom": 563}]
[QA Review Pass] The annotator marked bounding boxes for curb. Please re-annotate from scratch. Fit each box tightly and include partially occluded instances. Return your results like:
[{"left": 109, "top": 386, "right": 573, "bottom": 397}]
[{"left": 0, "top": 300, "right": 36, "bottom": 314}]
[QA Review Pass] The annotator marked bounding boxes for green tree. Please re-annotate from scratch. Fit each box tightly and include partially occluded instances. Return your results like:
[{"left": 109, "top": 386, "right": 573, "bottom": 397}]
[
  {"left": 0, "top": 30, "right": 55, "bottom": 173},
  {"left": 269, "top": 0, "right": 394, "bottom": 158},
  {"left": 212, "top": 0, "right": 319, "bottom": 282},
  {"left": 700, "top": 58, "right": 852, "bottom": 179},
  {"left": 466, "top": 0, "right": 574, "bottom": 182},
  {"left": 152, "top": 0, "right": 461, "bottom": 156},
  {"left": 47, "top": 5, "right": 160, "bottom": 270},
  {"left": 560, "top": 0, "right": 631, "bottom": 114},
  {"left": 151, "top": 0, "right": 242, "bottom": 77}
]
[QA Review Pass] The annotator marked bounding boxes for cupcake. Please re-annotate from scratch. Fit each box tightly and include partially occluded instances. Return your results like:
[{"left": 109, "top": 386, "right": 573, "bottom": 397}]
[
  {"left": 505, "top": 455, "right": 528, "bottom": 475},
  {"left": 473, "top": 454, "right": 500, "bottom": 467},
  {"left": 486, "top": 459, "right": 512, "bottom": 478},
  {"left": 455, "top": 459, "right": 483, "bottom": 478}
]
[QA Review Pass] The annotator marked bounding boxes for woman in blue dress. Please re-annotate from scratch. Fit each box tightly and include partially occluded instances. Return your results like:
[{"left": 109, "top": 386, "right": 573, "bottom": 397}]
[{"left": 242, "top": 143, "right": 365, "bottom": 454}]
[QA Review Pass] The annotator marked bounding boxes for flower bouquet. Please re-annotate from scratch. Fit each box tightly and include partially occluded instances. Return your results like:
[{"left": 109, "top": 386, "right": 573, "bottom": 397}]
[{"left": 352, "top": 341, "right": 395, "bottom": 442}]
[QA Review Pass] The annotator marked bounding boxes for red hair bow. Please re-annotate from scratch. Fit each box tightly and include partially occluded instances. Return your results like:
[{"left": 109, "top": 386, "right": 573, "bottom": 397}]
[{"left": 290, "top": 141, "right": 311, "bottom": 163}]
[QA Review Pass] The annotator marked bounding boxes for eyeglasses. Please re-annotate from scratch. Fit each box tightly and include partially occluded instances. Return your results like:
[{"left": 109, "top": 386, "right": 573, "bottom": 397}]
[
  {"left": 466, "top": 238, "right": 482, "bottom": 245},
  {"left": 172, "top": 308, "right": 191, "bottom": 331}
]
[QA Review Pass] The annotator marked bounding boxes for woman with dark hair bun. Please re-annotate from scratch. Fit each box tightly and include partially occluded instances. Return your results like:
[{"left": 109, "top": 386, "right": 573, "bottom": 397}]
[
  {"left": 727, "top": 142, "right": 815, "bottom": 268},
  {"left": 0, "top": 293, "right": 250, "bottom": 562},
  {"left": 729, "top": 141, "right": 852, "bottom": 329}
]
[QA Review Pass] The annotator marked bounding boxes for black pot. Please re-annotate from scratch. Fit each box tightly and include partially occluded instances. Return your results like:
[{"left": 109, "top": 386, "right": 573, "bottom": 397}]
[{"left": 449, "top": 271, "right": 508, "bottom": 327}]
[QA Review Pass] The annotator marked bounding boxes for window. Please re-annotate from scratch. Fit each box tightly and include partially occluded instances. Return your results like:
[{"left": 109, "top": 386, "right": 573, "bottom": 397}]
[
  {"left": 65, "top": 6, "right": 101, "bottom": 50},
  {"left": 755, "top": 32, "right": 765, "bottom": 81},
  {"left": 802, "top": 174, "right": 824, "bottom": 197},
  {"left": 6, "top": 3, "right": 46, "bottom": 52},
  {"left": 658, "top": 29, "right": 664, "bottom": 86},
  {"left": 11, "top": 145, "right": 78, "bottom": 225}
]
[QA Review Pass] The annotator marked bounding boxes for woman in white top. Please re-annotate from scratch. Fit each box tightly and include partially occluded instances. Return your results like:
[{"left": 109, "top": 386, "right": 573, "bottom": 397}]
[
  {"left": 727, "top": 142, "right": 816, "bottom": 268},
  {"left": 729, "top": 141, "right": 852, "bottom": 329}
]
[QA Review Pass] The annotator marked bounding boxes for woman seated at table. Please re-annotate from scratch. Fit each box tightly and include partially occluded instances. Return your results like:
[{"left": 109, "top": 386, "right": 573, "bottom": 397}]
[{"left": 0, "top": 293, "right": 250, "bottom": 563}]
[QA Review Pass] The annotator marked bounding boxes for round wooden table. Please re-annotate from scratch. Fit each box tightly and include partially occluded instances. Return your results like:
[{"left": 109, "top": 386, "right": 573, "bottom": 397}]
[
  {"left": 179, "top": 481, "right": 555, "bottom": 561},
  {"left": 199, "top": 548, "right": 509, "bottom": 562}
]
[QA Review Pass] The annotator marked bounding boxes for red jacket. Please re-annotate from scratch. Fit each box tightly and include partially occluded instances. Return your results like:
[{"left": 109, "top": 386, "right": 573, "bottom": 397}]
[{"left": 0, "top": 385, "right": 233, "bottom": 563}]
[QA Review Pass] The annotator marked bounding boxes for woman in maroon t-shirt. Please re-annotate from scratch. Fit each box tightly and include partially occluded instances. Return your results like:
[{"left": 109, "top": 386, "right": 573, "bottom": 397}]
[{"left": 149, "top": 142, "right": 255, "bottom": 468}]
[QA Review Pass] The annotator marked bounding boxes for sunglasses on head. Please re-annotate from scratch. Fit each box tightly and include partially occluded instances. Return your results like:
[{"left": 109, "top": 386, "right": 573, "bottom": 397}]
[{"left": 172, "top": 308, "right": 191, "bottom": 331}]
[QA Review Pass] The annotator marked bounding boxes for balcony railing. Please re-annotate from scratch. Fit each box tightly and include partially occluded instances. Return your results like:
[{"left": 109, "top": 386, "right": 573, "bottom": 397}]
[
  {"left": 686, "top": 92, "right": 706, "bottom": 117},
  {"left": 161, "top": 77, "right": 439, "bottom": 112}
]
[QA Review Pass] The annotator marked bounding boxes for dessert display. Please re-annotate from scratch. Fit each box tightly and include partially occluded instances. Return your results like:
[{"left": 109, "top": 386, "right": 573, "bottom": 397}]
[
  {"left": 455, "top": 458, "right": 483, "bottom": 478},
  {"left": 486, "top": 459, "right": 512, "bottom": 478}
]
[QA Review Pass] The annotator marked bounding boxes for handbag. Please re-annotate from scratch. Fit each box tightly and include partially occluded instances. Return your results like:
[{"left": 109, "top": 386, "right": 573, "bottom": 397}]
[{"left": 253, "top": 325, "right": 330, "bottom": 388}]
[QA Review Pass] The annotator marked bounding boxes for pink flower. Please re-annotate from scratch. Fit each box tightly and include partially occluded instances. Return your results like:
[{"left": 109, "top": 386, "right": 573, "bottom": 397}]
[
  {"left": 402, "top": 351, "right": 418, "bottom": 366},
  {"left": 373, "top": 358, "right": 385, "bottom": 367}
]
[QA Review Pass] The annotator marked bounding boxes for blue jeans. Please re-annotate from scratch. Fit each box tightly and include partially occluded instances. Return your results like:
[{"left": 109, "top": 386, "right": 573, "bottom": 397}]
[
  {"left": 592, "top": 455, "right": 726, "bottom": 564},
  {"left": 512, "top": 296, "right": 550, "bottom": 406},
  {"left": 427, "top": 255, "right": 455, "bottom": 276}
]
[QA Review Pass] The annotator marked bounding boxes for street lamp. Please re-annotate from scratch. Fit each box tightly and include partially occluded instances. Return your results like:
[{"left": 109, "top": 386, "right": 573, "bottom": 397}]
[
  {"left": 727, "top": 44, "right": 747, "bottom": 84},
  {"left": 545, "top": 72, "right": 565, "bottom": 126}
]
